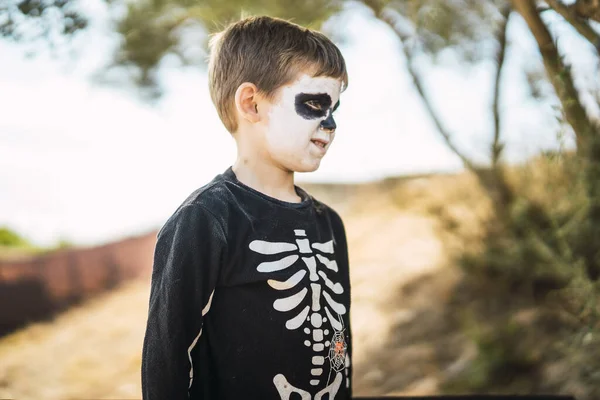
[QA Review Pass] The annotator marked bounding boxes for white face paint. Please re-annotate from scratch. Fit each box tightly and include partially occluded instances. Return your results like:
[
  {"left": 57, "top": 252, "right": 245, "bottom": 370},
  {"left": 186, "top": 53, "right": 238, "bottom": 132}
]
[{"left": 263, "top": 74, "right": 342, "bottom": 173}]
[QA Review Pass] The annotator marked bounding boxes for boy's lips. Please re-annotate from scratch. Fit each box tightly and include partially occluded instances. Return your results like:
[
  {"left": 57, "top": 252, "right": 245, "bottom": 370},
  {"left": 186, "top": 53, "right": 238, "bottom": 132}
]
[{"left": 311, "top": 138, "right": 329, "bottom": 148}]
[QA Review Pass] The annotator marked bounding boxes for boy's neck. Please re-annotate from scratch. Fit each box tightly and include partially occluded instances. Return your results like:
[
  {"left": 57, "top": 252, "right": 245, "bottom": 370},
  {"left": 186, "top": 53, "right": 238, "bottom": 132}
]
[{"left": 232, "top": 157, "right": 302, "bottom": 203}]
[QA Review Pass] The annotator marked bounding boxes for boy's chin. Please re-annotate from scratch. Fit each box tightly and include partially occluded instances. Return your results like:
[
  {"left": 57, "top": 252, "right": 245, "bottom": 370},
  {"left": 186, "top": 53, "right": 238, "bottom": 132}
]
[{"left": 286, "top": 160, "right": 321, "bottom": 173}]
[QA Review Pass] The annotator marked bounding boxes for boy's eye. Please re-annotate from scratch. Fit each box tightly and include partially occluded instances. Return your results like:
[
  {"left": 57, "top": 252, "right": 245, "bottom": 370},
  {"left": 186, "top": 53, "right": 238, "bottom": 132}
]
[
  {"left": 305, "top": 100, "right": 322, "bottom": 111},
  {"left": 294, "top": 93, "right": 331, "bottom": 120}
]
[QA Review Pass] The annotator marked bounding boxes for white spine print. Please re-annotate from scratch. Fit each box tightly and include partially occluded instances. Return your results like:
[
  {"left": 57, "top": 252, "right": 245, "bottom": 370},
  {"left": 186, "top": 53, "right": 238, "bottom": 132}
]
[
  {"left": 345, "top": 353, "right": 350, "bottom": 389},
  {"left": 249, "top": 229, "right": 348, "bottom": 398},
  {"left": 302, "top": 256, "right": 319, "bottom": 281}
]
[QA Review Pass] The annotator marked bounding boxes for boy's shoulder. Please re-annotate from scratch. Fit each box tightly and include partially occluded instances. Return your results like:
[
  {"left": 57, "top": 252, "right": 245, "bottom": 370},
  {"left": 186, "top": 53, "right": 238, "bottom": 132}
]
[
  {"left": 156, "top": 172, "right": 230, "bottom": 237},
  {"left": 177, "top": 172, "right": 230, "bottom": 214}
]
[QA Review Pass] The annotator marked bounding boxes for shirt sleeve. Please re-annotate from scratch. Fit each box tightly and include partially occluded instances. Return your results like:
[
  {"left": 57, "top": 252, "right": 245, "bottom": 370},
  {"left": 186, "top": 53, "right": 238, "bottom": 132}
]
[{"left": 141, "top": 204, "right": 226, "bottom": 400}]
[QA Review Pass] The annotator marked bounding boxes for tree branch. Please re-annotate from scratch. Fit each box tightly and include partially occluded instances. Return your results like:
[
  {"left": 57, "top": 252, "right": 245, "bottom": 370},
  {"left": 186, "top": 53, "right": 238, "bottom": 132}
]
[
  {"left": 572, "top": 0, "right": 600, "bottom": 23},
  {"left": 545, "top": 0, "right": 600, "bottom": 56},
  {"left": 511, "top": 0, "right": 596, "bottom": 151},
  {"left": 492, "top": 7, "right": 511, "bottom": 168},
  {"left": 360, "top": 0, "right": 478, "bottom": 172}
]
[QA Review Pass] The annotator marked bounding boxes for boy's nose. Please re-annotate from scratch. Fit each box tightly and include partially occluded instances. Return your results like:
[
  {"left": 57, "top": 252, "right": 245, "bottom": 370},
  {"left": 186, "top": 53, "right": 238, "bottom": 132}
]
[{"left": 320, "top": 114, "right": 336, "bottom": 132}]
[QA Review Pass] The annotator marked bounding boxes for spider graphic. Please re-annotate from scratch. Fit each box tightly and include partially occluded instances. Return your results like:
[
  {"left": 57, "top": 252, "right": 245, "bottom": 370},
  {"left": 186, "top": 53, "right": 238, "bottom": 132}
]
[{"left": 328, "top": 329, "right": 347, "bottom": 372}]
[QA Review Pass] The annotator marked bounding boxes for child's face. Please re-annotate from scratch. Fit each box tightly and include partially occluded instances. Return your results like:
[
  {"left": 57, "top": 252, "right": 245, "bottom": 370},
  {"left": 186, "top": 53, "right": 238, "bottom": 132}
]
[{"left": 262, "top": 73, "right": 342, "bottom": 173}]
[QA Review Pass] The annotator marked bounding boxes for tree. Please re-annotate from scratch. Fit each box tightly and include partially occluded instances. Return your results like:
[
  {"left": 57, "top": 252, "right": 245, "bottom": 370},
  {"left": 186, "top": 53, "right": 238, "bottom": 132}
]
[{"left": 1, "top": 0, "right": 90, "bottom": 48}]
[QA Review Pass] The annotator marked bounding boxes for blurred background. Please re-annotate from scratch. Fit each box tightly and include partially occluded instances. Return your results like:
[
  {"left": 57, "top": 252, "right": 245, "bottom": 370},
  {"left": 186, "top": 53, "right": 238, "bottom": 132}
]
[{"left": 1, "top": 0, "right": 600, "bottom": 398}]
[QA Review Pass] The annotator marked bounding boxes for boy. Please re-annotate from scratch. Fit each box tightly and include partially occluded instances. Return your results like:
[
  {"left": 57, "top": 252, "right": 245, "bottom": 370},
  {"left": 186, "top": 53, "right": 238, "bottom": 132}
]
[{"left": 141, "top": 15, "right": 352, "bottom": 399}]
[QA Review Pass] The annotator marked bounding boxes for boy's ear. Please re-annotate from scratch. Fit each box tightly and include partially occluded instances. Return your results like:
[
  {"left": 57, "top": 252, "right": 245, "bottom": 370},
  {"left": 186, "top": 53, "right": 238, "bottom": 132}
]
[{"left": 234, "top": 82, "right": 261, "bottom": 124}]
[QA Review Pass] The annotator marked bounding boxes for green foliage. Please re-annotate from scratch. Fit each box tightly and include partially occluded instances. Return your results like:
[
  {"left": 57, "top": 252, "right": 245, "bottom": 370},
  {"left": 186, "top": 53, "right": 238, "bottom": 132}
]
[
  {"left": 0, "top": 227, "right": 75, "bottom": 257},
  {"left": 113, "top": 0, "right": 343, "bottom": 87},
  {"left": 580, "top": 133, "right": 600, "bottom": 279},
  {"left": 0, "top": 226, "right": 30, "bottom": 247},
  {"left": 0, "top": 0, "right": 90, "bottom": 45},
  {"left": 387, "top": 0, "right": 510, "bottom": 62},
  {"left": 443, "top": 151, "right": 600, "bottom": 398},
  {"left": 1, "top": 0, "right": 514, "bottom": 93},
  {"left": 446, "top": 319, "right": 543, "bottom": 393}
]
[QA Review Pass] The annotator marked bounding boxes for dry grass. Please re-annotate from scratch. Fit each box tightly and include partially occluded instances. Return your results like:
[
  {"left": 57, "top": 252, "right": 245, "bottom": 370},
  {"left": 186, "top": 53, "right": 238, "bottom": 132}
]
[
  {"left": 0, "top": 279, "right": 150, "bottom": 399},
  {"left": 0, "top": 170, "right": 488, "bottom": 399}
]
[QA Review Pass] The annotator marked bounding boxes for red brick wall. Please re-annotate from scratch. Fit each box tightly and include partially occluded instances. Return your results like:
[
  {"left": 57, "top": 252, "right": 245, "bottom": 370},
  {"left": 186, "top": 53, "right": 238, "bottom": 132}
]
[{"left": 0, "top": 229, "right": 158, "bottom": 336}]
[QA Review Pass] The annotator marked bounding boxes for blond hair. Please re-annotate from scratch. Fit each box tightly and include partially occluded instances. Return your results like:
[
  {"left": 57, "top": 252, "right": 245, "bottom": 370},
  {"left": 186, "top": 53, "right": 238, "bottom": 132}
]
[{"left": 208, "top": 15, "right": 348, "bottom": 133}]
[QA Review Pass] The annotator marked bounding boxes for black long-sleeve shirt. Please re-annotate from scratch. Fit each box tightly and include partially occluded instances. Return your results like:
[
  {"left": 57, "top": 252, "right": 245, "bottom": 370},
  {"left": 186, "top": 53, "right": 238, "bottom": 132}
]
[{"left": 141, "top": 166, "right": 352, "bottom": 399}]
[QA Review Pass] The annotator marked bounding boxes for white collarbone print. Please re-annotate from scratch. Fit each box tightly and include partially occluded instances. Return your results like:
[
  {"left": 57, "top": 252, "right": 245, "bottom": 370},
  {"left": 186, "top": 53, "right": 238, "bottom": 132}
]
[{"left": 249, "top": 229, "right": 350, "bottom": 399}]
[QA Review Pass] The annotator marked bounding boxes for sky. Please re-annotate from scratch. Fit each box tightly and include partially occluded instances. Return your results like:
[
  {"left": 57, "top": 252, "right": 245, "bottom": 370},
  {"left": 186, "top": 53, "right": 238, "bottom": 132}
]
[{"left": 0, "top": 1, "right": 593, "bottom": 248}]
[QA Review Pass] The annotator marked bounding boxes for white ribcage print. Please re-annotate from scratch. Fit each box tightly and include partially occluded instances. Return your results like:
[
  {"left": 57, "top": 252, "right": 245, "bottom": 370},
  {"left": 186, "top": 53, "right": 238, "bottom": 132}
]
[{"left": 249, "top": 229, "right": 347, "bottom": 389}]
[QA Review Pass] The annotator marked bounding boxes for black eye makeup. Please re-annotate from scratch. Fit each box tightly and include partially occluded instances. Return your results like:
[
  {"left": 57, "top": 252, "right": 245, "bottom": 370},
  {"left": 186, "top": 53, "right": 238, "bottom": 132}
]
[{"left": 295, "top": 93, "right": 332, "bottom": 120}]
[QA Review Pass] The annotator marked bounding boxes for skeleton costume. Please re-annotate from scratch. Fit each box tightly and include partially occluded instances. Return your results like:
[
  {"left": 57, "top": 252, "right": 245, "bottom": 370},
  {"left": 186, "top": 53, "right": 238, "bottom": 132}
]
[{"left": 141, "top": 166, "right": 352, "bottom": 399}]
